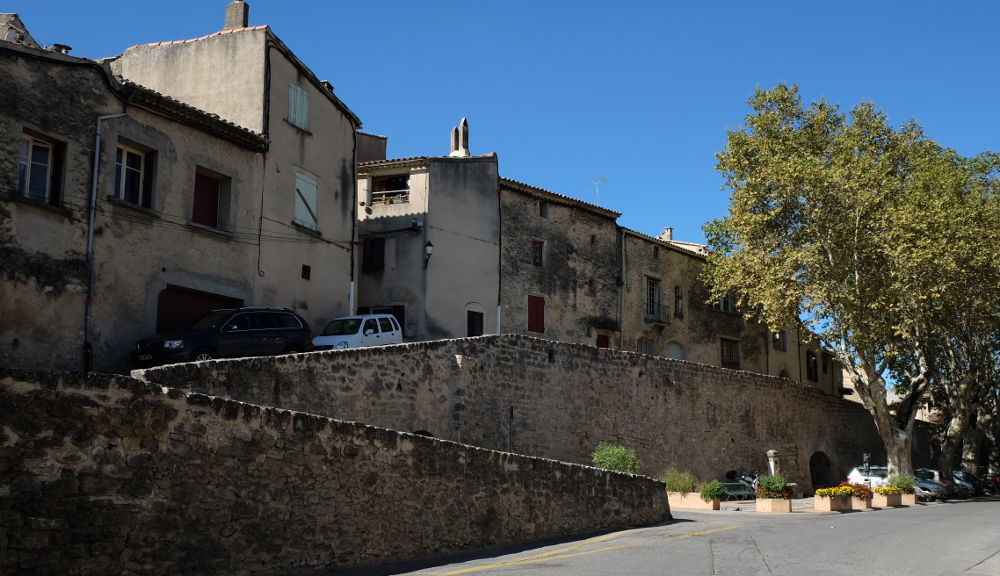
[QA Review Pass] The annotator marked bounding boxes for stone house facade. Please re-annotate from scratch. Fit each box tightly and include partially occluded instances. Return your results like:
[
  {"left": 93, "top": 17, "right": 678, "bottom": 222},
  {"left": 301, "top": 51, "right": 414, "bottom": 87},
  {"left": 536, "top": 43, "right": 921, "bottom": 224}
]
[
  {"left": 498, "top": 178, "right": 621, "bottom": 347},
  {"left": 356, "top": 146, "right": 501, "bottom": 340},
  {"left": 109, "top": 1, "right": 361, "bottom": 330},
  {"left": 1, "top": 3, "right": 360, "bottom": 372},
  {"left": 358, "top": 122, "right": 842, "bottom": 394}
]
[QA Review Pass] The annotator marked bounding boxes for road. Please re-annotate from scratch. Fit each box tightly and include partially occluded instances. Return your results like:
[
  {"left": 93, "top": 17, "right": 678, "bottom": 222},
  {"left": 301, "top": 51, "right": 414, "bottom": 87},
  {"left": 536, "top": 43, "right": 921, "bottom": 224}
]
[{"left": 337, "top": 498, "right": 1000, "bottom": 576}]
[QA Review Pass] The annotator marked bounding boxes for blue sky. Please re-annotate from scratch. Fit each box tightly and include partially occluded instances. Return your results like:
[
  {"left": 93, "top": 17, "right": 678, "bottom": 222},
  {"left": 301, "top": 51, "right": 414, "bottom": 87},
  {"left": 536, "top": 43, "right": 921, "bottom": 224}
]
[{"left": 9, "top": 1, "right": 999, "bottom": 242}]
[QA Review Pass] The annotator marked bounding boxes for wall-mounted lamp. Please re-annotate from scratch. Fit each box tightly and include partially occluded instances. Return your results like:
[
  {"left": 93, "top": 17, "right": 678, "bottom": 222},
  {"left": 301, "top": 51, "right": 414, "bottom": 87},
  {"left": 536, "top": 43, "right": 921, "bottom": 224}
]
[{"left": 423, "top": 241, "right": 434, "bottom": 268}]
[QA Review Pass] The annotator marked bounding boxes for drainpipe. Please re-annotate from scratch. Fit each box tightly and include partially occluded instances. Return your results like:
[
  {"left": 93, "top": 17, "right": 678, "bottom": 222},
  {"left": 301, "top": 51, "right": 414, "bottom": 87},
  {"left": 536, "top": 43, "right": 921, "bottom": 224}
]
[
  {"left": 349, "top": 126, "right": 358, "bottom": 315},
  {"left": 84, "top": 111, "right": 128, "bottom": 372}
]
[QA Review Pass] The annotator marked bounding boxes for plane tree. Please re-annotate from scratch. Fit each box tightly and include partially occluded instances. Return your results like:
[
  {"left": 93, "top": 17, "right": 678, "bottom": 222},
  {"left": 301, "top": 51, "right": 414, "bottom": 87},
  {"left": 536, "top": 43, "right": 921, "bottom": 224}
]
[{"left": 703, "top": 84, "right": 1000, "bottom": 475}]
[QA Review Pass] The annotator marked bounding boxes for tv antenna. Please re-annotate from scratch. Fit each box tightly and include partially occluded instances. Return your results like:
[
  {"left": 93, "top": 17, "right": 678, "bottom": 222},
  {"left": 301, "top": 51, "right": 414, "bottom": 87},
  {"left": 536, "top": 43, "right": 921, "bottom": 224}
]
[{"left": 586, "top": 177, "right": 607, "bottom": 203}]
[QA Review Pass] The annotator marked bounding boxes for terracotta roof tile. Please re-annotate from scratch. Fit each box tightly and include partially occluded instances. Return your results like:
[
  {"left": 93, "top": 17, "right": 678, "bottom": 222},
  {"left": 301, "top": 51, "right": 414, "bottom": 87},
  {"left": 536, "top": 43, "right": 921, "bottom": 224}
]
[
  {"left": 125, "top": 25, "right": 269, "bottom": 51},
  {"left": 500, "top": 177, "right": 620, "bottom": 218}
]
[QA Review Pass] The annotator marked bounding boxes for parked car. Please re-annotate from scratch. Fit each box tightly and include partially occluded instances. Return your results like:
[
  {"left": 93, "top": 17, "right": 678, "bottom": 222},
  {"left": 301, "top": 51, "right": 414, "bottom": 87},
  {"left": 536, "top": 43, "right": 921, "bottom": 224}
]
[
  {"left": 914, "top": 478, "right": 948, "bottom": 501},
  {"left": 312, "top": 313, "right": 403, "bottom": 350},
  {"left": 953, "top": 470, "right": 983, "bottom": 495},
  {"left": 914, "top": 468, "right": 966, "bottom": 499},
  {"left": 846, "top": 465, "right": 890, "bottom": 487},
  {"left": 133, "top": 306, "right": 313, "bottom": 366}
]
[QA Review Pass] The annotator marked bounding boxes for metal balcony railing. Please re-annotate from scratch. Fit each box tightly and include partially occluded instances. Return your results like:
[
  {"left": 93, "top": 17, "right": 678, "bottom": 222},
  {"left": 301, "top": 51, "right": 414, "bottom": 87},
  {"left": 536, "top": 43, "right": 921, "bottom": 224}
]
[{"left": 370, "top": 189, "right": 410, "bottom": 205}]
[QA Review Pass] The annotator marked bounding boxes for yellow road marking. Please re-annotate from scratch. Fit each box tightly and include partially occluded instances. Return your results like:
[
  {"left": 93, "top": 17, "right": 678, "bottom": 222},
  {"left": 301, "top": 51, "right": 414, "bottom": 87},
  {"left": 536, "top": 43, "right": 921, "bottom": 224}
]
[{"left": 430, "top": 525, "right": 741, "bottom": 575}]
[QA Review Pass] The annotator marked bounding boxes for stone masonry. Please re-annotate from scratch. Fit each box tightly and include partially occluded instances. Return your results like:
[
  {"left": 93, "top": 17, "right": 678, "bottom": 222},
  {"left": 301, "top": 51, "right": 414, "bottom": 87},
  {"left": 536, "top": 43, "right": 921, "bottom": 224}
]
[
  {"left": 136, "top": 334, "right": 885, "bottom": 489},
  {"left": 0, "top": 367, "right": 668, "bottom": 575}
]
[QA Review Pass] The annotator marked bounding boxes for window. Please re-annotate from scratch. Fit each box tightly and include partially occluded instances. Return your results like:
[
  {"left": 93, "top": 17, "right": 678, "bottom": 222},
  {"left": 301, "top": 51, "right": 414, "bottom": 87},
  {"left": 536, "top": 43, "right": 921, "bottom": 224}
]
[
  {"left": 378, "top": 317, "right": 396, "bottom": 334},
  {"left": 637, "top": 338, "right": 653, "bottom": 355},
  {"left": 720, "top": 338, "right": 740, "bottom": 369},
  {"left": 288, "top": 83, "right": 309, "bottom": 130},
  {"left": 192, "top": 169, "right": 230, "bottom": 229},
  {"left": 666, "top": 342, "right": 685, "bottom": 360},
  {"left": 806, "top": 351, "right": 819, "bottom": 381},
  {"left": 822, "top": 353, "right": 831, "bottom": 374},
  {"left": 673, "top": 285, "right": 683, "bottom": 318},
  {"left": 772, "top": 330, "right": 787, "bottom": 351},
  {"left": 18, "top": 133, "right": 63, "bottom": 205},
  {"left": 362, "top": 318, "right": 379, "bottom": 334},
  {"left": 712, "top": 290, "right": 738, "bottom": 314},
  {"left": 596, "top": 334, "right": 610, "bottom": 348},
  {"left": 301, "top": 265, "right": 311, "bottom": 280},
  {"left": 362, "top": 237, "right": 386, "bottom": 272},
  {"left": 527, "top": 295, "right": 545, "bottom": 333},
  {"left": 653, "top": 246, "right": 660, "bottom": 260},
  {"left": 645, "top": 277, "right": 662, "bottom": 321},
  {"left": 539, "top": 200, "right": 549, "bottom": 218},
  {"left": 371, "top": 174, "right": 409, "bottom": 205},
  {"left": 531, "top": 240, "right": 544, "bottom": 266},
  {"left": 294, "top": 171, "right": 318, "bottom": 231},
  {"left": 114, "top": 143, "right": 155, "bottom": 208}
]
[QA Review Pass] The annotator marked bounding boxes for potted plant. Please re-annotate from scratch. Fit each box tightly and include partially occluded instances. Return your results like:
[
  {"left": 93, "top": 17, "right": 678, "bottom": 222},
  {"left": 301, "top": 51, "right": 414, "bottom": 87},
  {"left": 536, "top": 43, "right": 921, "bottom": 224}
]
[
  {"left": 814, "top": 485, "right": 853, "bottom": 511},
  {"left": 756, "top": 475, "right": 792, "bottom": 512},
  {"left": 888, "top": 474, "right": 917, "bottom": 505},
  {"left": 662, "top": 469, "right": 720, "bottom": 510},
  {"left": 847, "top": 482, "right": 873, "bottom": 510},
  {"left": 873, "top": 485, "right": 903, "bottom": 507}
]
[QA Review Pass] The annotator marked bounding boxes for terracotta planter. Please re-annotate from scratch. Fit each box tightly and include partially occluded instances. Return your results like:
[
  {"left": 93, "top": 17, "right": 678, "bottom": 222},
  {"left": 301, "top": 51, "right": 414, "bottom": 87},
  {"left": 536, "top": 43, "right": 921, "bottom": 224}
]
[
  {"left": 757, "top": 498, "right": 792, "bottom": 513},
  {"left": 667, "top": 492, "right": 720, "bottom": 510},
  {"left": 814, "top": 494, "right": 851, "bottom": 511},
  {"left": 850, "top": 496, "right": 872, "bottom": 510},
  {"left": 873, "top": 493, "right": 902, "bottom": 507},
  {"left": 900, "top": 494, "right": 917, "bottom": 506}
]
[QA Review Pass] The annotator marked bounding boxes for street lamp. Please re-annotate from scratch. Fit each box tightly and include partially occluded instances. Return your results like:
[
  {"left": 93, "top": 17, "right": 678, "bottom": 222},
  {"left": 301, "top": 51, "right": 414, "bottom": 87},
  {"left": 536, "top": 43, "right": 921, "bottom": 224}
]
[{"left": 423, "top": 241, "right": 434, "bottom": 268}]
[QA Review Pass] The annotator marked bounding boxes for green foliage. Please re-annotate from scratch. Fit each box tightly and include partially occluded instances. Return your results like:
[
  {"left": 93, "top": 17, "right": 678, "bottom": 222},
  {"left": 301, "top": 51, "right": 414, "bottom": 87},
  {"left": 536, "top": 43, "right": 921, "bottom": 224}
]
[
  {"left": 756, "top": 475, "right": 790, "bottom": 499},
  {"left": 659, "top": 468, "right": 698, "bottom": 493},
  {"left": 705, "top": 83, "right": 1000, "bottom": 474},
  {"left": 591, "top": 442, "right": 642, "bottom": 474},
  {"left": 699, "top": 479, "right": 727, "bottom": 502},
  {"left": 887, "top": 474, "right": 916, "bottom": 494}
]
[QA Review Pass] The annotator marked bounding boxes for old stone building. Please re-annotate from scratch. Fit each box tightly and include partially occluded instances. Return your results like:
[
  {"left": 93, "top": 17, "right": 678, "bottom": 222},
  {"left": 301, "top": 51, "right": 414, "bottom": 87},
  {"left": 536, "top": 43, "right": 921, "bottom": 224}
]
[
  {"left": 1, "top": 3, "right": 360, "bottom": 372},
  {"left": 498, "top": 178, "right": 621, "bottom": 347},
  {"left": 359, "top": 121, "right": 842, "bottom": 394},
  {"left": 109, "top": 0, "right": 361, "bottom": 330}
]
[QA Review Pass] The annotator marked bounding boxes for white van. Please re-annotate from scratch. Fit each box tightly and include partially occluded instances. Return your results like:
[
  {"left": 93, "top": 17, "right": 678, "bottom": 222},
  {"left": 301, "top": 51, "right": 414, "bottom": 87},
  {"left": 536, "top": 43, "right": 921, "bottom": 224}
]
[{"left": 312, "top": 314, "right": 403, "bottom": 350}]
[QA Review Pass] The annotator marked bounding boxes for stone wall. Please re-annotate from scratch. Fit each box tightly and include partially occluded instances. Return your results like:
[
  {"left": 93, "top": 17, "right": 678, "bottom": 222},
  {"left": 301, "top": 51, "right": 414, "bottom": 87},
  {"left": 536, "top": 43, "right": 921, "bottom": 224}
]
[
  {"left": 0, "top": 368, "right": 668, "bottom": 575},
  {"left": 136, "top": 335, "right": 885, "bottom": 489}
]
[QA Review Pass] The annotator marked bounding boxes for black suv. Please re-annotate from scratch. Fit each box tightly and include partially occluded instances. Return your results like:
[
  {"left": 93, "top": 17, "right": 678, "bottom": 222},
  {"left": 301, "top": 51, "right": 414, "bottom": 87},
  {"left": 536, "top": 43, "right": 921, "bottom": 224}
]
[{"left": 133, "top": 306, "right": 313, "bottom": 367}]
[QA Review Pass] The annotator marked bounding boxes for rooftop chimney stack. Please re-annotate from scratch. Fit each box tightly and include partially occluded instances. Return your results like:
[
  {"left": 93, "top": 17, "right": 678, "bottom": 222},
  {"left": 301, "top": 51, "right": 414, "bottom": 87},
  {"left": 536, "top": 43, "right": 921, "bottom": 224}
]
[
  {"left": 448, "top": 117, "right": 470, "bottom": 157},
  {"left": 224, "top": 0, "right": 249, "bottom": 30},
  {"left": 659, "top": 227, "right": 674, "bottom": 241}
]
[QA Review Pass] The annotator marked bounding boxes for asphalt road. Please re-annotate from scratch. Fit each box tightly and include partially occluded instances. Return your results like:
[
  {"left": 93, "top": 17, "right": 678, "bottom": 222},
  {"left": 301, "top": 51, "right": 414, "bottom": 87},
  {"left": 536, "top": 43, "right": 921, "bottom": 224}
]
[{"left": 340, "top": 498, "right": 1000, "bottom": 576}]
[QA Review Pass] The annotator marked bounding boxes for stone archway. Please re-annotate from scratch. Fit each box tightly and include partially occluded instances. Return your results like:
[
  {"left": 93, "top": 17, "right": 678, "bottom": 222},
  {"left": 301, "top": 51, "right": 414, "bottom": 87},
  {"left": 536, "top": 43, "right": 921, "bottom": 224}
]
[{"left": 809, "top": 451, "right": 833, "bottom": 489}]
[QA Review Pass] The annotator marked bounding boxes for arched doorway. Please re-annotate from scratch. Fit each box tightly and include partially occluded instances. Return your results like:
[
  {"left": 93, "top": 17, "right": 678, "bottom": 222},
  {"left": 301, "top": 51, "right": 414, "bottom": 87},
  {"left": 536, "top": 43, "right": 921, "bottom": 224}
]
[{"left": 809, "top": 451, "right": 833, "bottom": 489}]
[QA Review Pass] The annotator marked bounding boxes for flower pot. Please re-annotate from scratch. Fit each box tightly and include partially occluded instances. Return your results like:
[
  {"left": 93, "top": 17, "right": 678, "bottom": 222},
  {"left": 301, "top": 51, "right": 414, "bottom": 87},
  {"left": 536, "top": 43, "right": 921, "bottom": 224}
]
[
  {"left": 756, "top": 498, "right": 792, "bottom": 513},
  {"left": 900, "top": 494, "right": 917, "bottom": 506},
  {"left": 814, "top": 494, "right": 851, "bottom": 511},
  {"left": 873, "top": 493, "right": 902, "bottom": 507},
  {"left": 667, "top": 492, "right": 720, "bottom": 510},
  {"left": 850, "top": 497, "right": 872, "bottom": 510}
]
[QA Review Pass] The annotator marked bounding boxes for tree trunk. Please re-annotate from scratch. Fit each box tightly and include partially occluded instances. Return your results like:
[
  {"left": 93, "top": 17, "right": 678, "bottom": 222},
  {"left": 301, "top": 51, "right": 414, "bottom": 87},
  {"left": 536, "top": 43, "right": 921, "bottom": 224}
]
[{"left": 961, "top": 414, "right": 981, "bottom": 474}]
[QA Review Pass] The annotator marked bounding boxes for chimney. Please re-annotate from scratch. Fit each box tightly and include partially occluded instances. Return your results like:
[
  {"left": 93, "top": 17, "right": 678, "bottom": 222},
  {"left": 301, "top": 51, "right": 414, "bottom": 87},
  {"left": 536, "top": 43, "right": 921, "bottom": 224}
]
[
  {"left": 224, "top": 0, "right": 249, "bottom": 30},
  {"left": 448, "top": 117, "right": 470, "bottom": 157},
  {"left": 659, "top": 227, "right": 674, "bottom": 241},
  {"left": 50, "top": 43, "right": 72, "bottom": 54}
]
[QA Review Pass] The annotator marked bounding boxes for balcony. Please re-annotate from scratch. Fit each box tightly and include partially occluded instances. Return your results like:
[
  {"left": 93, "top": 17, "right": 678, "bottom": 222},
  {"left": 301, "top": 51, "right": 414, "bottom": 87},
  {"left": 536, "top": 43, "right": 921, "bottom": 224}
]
[
  {"left": 370, "top": 189, "right": 410, "bottom": 206},
  {"left": 644, "top": 303, "right": 668, "bottom": 325}
]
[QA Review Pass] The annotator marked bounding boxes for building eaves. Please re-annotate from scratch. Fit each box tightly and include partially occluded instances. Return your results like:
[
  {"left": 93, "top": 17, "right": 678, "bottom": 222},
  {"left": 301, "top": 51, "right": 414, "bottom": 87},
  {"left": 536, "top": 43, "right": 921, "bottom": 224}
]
[
  {"left": 500, "top": 177, "right": 621, "bottom": 219},
  {"left": 621, "top": 227, "right": 709, "bottom": 260},
  {"left": 114, "top": 78, "right": 268, "bottom": 152},
  {"left": 358, "top": 156, "right": 431, "bottom": 170},
  {"left": 122, "top": 25, "right": 363, "bottom": 130}
]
